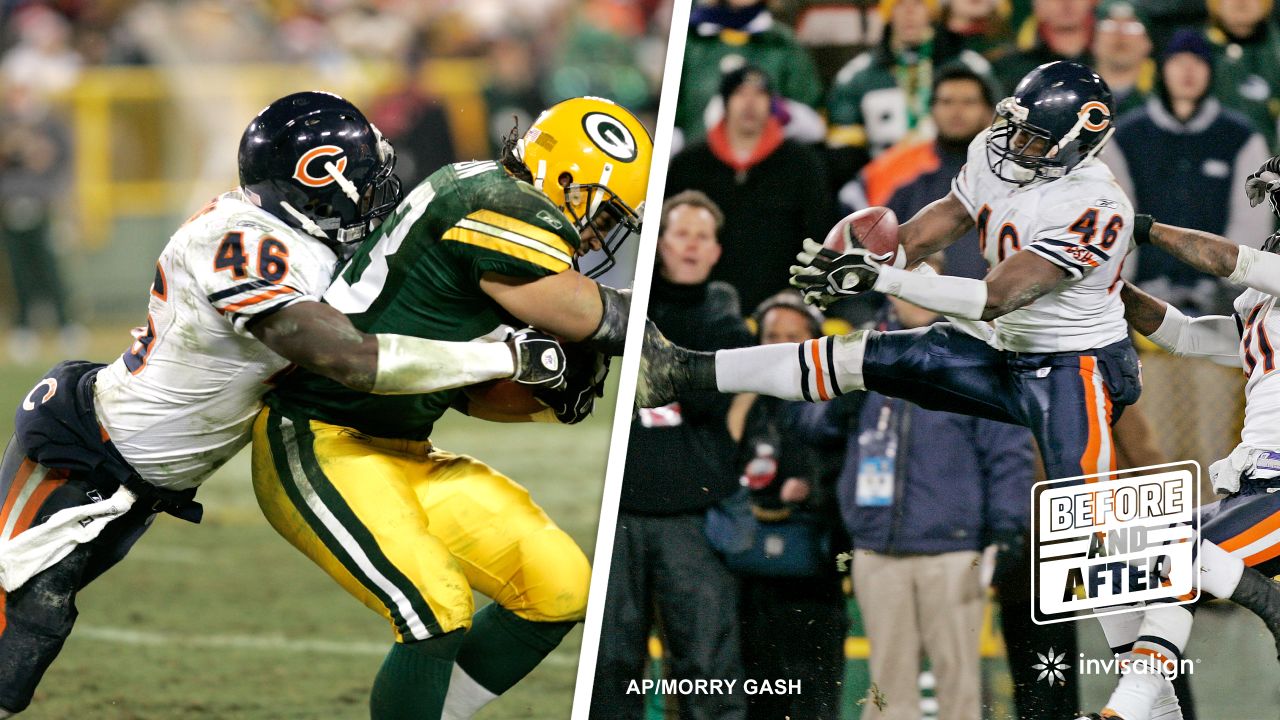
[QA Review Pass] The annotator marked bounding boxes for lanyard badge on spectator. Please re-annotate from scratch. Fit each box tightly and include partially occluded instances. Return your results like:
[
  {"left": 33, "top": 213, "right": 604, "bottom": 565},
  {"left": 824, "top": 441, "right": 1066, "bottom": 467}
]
[{"left": 856, "top": 403, "right": 899, "bottom": 507}]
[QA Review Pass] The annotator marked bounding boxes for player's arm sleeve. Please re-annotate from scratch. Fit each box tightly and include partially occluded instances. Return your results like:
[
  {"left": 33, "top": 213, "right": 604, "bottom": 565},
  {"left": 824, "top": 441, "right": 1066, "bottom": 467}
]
[
  {"left": 189, "top": 229, "right": 331, "bottom": 338},
  {"left": 1023, "top": 199, "right": 1128, "bottom": 281},
  {"left": 1146, "top": 303, "right": 1242, "bottom": 363},
  {"left": 439, "top": 203, "right": 579, "bottom": 282}
]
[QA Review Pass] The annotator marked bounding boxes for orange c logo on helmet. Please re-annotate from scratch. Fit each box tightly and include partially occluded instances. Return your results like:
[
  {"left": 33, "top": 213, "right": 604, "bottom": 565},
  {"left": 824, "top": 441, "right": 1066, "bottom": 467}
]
[
  {"left": 1079, "top": 101, "right": 1111, "bottom": 132},
  {"left": 293, "top": 145, "right": 347, "bottom": 188}
]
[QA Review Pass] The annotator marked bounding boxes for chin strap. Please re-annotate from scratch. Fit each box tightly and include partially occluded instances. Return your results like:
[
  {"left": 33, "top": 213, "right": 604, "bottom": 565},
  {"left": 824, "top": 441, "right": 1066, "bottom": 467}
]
[{"left": 278, "top": 201, "right": 329, "bottom": 239}]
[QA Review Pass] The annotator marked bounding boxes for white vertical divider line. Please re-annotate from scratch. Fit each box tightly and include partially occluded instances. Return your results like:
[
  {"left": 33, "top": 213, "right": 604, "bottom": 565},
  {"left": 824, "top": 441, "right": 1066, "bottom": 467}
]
[{"left": 570, "top": 0, "right": 692, "bottom": 716}]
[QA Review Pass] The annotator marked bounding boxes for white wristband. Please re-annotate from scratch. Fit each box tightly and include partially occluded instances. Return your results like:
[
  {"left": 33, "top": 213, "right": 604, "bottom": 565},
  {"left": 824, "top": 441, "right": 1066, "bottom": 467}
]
[
  {"left": 373, "top": 335, "right": 515, "bottom": 395},
  {"left": 872, "top": 265, "right": 988, "bottom": 320},
  {"left": 1146, "top": 303, "right": 1189, "bottom": 354}
]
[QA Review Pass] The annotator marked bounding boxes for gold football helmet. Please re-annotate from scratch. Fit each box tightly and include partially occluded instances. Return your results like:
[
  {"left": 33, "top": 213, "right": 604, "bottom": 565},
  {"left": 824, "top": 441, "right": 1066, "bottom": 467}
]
[{"left": 515, "top": 96, "right": 653, "bottom": 278}]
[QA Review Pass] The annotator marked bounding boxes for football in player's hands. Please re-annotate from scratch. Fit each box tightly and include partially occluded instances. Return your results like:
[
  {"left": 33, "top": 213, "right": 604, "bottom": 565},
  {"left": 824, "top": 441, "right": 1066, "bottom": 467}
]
[
  {"left": 822, "top": 206, "right": 901, "bottom": 262},
  {"left": 464, "top": 380, "right": 548, "bottom": 416}
]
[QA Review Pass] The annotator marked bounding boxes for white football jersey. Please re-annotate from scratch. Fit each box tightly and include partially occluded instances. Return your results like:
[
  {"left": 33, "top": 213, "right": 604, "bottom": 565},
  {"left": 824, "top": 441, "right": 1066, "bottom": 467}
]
[
  {"left": 951, "top": 129, "right": 1133, "bottom": 352},
  {"left": 93, "top": 191, "right": 338, "bottom": 490},
  {"left": 1234, "top": 287, "right": 1280, "bottom": 449}
]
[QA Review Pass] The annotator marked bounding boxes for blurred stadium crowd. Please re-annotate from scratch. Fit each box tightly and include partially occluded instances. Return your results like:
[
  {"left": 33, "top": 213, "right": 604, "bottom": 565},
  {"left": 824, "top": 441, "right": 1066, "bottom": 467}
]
[
  {"left": 597, "top": 0, "right": 1277, "bottom": 718},
  {"left": 0, "top": 0, "right": 670, "bottom": 360}
]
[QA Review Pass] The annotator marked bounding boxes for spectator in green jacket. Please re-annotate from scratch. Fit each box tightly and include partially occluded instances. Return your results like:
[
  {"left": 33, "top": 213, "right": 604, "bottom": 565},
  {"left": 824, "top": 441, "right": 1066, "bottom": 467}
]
[
  {"left": 825, "top": 0, "right": 996, "bottom": 190},
  {"left": 1205, "top": 0, "right": 1280, "bottom": 149},
  {"left": 677, "top": 0, "right": 823, "bottom": 144}
]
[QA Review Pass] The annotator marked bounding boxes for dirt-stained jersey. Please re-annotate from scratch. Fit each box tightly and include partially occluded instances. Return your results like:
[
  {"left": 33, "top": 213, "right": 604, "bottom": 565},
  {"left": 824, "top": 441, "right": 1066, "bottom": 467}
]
[
  {"left": 951, "top": 129, "right": 1133, "bottom": 352},
  {"left": 1234, "top": 286, "right": 1280, "bottom": 448},
  {"left": 267, "top": 160, "right": 581, "bottom": 440},
  {"left": 93, "top": 191, "right": 339, "bottom": 489}
]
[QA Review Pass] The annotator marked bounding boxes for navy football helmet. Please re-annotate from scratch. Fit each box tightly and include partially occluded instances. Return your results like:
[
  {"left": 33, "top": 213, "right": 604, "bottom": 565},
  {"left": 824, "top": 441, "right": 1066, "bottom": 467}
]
[
  {"left": 238, "top": 91, "right": 401, "bottom": 246},
  {"left": 986, "top": 61, "right": 1115, "bottom": 186}
]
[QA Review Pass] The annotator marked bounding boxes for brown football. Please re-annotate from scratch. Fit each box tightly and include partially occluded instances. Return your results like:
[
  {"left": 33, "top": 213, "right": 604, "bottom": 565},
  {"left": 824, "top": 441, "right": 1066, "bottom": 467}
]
[
  {"left": 464, "top": 379, "right": 547, "bottom": 416},
  {"left": 822, "top": 206, "right": 900, "bottom": 264}
]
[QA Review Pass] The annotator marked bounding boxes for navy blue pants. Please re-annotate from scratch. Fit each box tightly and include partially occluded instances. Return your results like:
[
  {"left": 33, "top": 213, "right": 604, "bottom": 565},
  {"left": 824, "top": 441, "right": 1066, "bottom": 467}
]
[
  {"left": 861, "top": 323, "right": 1143, "bottom": 481},
  {"left": 1200, "top": 476, "right": 1280, "bottom": 581}
]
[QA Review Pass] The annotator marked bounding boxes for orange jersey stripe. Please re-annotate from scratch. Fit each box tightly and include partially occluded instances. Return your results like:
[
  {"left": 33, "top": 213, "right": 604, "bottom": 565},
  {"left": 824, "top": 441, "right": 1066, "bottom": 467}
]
[
  {"left": 1079, "top": 356, "right": 1102, "bottom": 477},
  {"left": 218, "top": 286, "right": 295, "bottom": 314},
  {"left": 0, "top": 460, "right": 36, "bottom": 532},
  {"left": 10, "top": 476, "right": 66, "bottom": 540},
  {"left": 810, "top": 340, "right": 830, "bottom": 402},
  {"left": 1219, "top": 508, "right": 1280, "bottom": 553},
  {"left": 1245, "top": 541, "right": 1280, "bottom": 567}
]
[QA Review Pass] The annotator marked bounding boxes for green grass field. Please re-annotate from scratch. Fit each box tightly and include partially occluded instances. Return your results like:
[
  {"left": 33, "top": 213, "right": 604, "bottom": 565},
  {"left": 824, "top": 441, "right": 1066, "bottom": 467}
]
[{"left": 0, "top": 330, "right": 611, "bottom": 719}]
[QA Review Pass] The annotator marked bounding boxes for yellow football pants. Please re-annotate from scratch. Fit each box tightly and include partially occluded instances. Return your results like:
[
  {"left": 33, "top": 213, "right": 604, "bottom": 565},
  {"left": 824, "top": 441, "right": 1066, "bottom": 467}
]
[{"left": 251, "top": 407, "right": 591, "bottom": 642}]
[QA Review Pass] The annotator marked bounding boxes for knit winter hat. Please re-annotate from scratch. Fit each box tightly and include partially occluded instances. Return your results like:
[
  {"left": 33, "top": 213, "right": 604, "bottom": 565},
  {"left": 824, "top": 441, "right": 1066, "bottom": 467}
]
[{"left": 1162, "top": 28, "right": 1214, "bottom": 66}]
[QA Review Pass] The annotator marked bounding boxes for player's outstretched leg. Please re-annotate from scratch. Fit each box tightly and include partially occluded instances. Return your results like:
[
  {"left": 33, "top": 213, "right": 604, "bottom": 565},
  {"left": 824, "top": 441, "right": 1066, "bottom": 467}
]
[
  {"left": 1228, "top": 566, "right": 1280, "bottom": 660},
  {"left": 421, "top": 454, "right": 590, "bottom": 719},
  {"left": 636, "top": 320, "right": 716, "bottom": 407},
  {"left": 1201, "top": 494, "right": 1280, "bottom": 661},
  {"left": 637, "top": 319, "right": 870, "bottom": 407},
  {"left": 442, "top": 606, "right": 577, "bottom": 719}
]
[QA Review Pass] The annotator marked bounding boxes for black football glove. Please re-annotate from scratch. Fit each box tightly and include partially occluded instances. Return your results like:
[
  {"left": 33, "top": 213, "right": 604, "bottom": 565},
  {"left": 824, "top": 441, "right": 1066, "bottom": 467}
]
[
  {"left": 532, "top": 345, "right": 610, "bottom": 424},
  {"left": 1246, "top": 155, "right": 1280, "bottom": 211},
  {"left": 507, "top": 328, "right": 567, "bottom": 389},
  {"left": 789, "top": 238, "right": 888, "bottom": 309}
]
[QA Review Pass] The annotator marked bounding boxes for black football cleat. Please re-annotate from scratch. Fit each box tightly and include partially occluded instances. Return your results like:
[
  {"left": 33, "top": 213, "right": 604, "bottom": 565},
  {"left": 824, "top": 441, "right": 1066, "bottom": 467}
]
[
  {"left": 635, "top": 320, "right": 716, "bottom": 408},
  {"left": 1230, "top": 565, "right": 1280, "bottom": 662}
]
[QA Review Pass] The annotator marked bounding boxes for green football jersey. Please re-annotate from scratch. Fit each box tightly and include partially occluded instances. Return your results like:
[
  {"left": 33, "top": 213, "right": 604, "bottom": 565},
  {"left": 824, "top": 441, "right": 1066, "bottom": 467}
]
[{"left": 266, "top": 160, "right": 581, "bottom": 439}]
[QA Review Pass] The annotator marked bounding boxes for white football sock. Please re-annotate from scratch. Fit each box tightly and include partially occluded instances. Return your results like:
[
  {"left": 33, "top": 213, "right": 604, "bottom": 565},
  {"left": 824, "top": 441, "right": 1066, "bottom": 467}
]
[
  {"left": 1095, "top": 604, "right": 1143, "bottom": 651},
  {"left": 1132, "top": 604, "right": 1193, "bottom": 674},
  {"left": 1104, "top": 659, "right": 1169, "bottom": 720},
  {"left": 1199, "top": 539, "right": 1244, "bottom": 598},
  {"left": 715, "top": 332, "right": 867, "bottom": 401},
  {"left": 441, "top": 663, "right": 499, "bottom": 720}
]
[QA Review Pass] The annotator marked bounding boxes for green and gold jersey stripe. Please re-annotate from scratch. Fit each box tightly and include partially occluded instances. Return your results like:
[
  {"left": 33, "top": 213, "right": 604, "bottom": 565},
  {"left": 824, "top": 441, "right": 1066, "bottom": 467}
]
[
  {"left": 465, "top": 209, "right": 574, "bottom": 258},
  {"left": 443, "top": 210, "right": 575, "bottom": 273}
]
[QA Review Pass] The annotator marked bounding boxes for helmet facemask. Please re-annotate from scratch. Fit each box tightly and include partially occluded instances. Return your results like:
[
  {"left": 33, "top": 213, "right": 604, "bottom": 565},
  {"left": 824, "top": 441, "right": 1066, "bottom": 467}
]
[
  {"left": 986, "top": 99, "right": 1065, "bottom": 186},
  {"left": 985, "top": 97, "right": 1114, "bottom": 187},
  {"left": 564, "top": 181, "right": 643, "bottom": 279}
]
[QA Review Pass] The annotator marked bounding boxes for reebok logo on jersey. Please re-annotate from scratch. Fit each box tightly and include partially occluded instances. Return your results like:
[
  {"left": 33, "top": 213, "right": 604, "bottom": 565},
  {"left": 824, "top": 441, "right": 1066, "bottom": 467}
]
[
  {"left": 293, "top": 145, "right": 348, "bottom": 188},
  {"left": 582, "top": 112, "right": 637, "bottom": 162}
]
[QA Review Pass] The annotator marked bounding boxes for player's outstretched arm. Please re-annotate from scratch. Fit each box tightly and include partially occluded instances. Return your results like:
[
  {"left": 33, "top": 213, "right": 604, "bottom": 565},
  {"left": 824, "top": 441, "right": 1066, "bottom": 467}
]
[
  {"left": 897, "top": 192, "right": 977, "bottom": 266},
  {"left": 1119, "top": 282, "right": 1241, "bottom": 363},
  {"left": 479, "top": 270, "right": 629, "bottom": 355},
  {"left": 249, "top": 301, "right": 565, "bottom": 393},
  {"left": 853, "top": 248, "right": 1065, "bottom": 321},
  {"left": 1140, "top": 218, "right": 1280, "bottom": 297}
]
